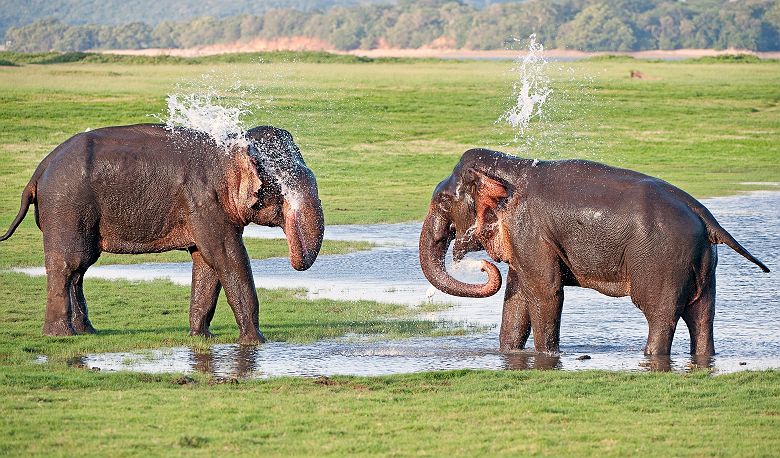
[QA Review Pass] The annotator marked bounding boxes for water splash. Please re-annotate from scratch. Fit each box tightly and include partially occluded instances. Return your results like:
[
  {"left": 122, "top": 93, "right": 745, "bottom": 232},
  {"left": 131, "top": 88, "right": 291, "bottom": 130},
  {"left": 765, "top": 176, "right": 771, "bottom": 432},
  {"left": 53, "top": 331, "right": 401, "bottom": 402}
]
[
  {"left": 494, "top": 35, "right": 597, "bottom": 158},
  {"left": 497, "top": 34, "right": 552, "bottom": 142},
  {"left": 157, "top": 72, "right": 255, "bottom": 150},
  {"left": 153, "top": 69, "right": 309, "bottom": 205}
]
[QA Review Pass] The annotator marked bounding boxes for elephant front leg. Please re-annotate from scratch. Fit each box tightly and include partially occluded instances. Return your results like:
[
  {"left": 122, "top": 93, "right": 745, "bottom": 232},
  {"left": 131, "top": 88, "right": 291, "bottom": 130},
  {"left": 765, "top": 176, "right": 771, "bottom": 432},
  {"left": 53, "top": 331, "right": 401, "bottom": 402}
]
[
  {"left": 195, "top": 228, "right": 265, "bottom": 345},
  {"left": 189, "top": 250, "right": 222, "bottom": 338},
  {"left": 529, "top": 286, "right": 564, "bottom": 354},
  {"left": 516, "top": 259, "right": 564, "bottom": 354},
  {"left": 499, "top": 268, "right": 532, "bottom": 351}
]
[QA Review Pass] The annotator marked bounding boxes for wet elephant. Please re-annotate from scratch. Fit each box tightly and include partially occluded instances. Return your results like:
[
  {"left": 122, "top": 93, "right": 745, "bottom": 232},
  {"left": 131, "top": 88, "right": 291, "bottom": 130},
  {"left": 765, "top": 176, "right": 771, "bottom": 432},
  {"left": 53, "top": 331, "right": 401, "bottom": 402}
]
[
  {"left": 1, "top": 124, "right": 324, "bottom": 345},
  {"left": 419, "top": 149, "right": 769, "bottom": 356}
]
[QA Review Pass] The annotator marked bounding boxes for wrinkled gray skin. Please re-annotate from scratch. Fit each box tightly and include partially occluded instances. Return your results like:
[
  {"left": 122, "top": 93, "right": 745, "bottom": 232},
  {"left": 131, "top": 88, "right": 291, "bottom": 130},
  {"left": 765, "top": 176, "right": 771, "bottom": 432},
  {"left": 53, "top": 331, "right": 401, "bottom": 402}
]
[
  {"left": 420, "top": 149, "right": 769, "bottom": 356},
  {"left": 0, "top": 124, "right": 324, "bottom": 345}
]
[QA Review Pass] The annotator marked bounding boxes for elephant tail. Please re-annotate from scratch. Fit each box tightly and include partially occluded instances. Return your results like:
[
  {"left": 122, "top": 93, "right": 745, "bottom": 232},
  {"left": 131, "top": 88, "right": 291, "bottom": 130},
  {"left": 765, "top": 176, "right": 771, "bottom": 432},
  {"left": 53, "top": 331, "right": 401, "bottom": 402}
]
[
  {"left": 0, "top": 156, "right": 49, "bottom": 241},
  {"left": 687, "top": 199, "right": 770, "bottom": 273},
  {"left": 0, "top": 183, "right": 35, "bottom": 241},
  {"left": 662, "top": 183, "right": 770, "bottom": 273},
  {"left": 706, "top": 221, "right": 770, "bottom": 272}
]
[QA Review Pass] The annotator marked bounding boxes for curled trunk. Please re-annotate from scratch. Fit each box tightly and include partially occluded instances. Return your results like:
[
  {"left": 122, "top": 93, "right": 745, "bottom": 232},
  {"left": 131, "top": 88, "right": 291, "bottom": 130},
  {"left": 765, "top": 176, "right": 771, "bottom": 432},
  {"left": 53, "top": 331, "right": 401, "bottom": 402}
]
[{"left": 419, "top": 207, "right": 501, "bottom": 298}]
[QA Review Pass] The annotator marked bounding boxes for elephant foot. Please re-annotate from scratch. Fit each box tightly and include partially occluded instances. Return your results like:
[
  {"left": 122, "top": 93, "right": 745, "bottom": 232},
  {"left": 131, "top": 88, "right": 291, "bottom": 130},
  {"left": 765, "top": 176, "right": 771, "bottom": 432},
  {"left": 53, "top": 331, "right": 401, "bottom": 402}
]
[
  {"left": 189, "top": 328, "right": 215, "bottom": 339},
  {"left": 72, "top": 321, "right": 97, "bottom": 334},
  {"left": 499, "top": 341, "right": 527, "bottom": 352},
  {"left": 238, "top": 330, "right": 266, "bottom": 346},
  {"left": 43, "top": 320, "right": 77, "bottom": 337}
]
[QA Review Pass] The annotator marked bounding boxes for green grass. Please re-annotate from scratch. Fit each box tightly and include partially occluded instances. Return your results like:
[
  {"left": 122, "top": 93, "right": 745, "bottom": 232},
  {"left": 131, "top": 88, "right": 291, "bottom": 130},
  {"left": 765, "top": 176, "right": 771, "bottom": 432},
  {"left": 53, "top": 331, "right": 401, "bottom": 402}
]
[
  {"left": 0, "top": 272, "right": 777, "bottom": 456},
  {"left": 0, "top": 55, "right": 779, "bottom": 455},
  {"left": 1, "top": 57, "right": 778, "bottom": 230},
  {"left": 0, "top": 235, "right": 372, "bottom": 268},
  {"left": 0, "top": 366, "right": 776, "bottom": 456}
]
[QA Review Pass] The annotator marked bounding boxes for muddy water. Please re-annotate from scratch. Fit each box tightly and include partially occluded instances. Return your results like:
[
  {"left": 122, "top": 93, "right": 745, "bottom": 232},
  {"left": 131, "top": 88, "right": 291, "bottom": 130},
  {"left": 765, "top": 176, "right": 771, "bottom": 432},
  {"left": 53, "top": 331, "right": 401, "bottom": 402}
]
[{"left": 20, "top": 192, "right": 780, "bottom": 376}]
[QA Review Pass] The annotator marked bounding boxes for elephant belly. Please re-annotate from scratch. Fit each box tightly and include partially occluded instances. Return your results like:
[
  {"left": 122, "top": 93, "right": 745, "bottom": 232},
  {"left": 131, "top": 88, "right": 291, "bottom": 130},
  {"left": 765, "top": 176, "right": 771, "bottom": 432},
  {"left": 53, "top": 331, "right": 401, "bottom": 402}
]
[
  {"left": 98, "top": 211, "right": 194, "bottom": 254},
  {"left": 574, "top": 276, "right": 631, "bottom": 298},
  {"left": 99, "top": 227, "right": 194, "bottom": 254},
  {"left": 559, "top": 250, "right": 631, "bottom": 298}
]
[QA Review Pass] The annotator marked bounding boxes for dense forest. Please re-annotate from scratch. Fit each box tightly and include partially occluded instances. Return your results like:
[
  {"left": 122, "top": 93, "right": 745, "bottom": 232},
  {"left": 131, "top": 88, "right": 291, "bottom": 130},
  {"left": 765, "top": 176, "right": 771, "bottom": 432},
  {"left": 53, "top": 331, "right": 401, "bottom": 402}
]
[
  {"left": 4, "top": 0, "right": 780, "bottom": 53},
  {"left": 0, "top": 0, "right": 510, "bottom": 35}
]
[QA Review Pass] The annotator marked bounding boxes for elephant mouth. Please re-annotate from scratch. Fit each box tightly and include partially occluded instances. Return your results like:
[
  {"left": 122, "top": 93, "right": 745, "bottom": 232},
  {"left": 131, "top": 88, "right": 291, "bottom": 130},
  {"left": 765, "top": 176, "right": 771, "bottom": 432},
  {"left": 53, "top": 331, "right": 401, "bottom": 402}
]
[
  {"left": 452, "top": 226, "right": 482, "bottom": 263},
  {"left": 452, "top": 240, "right": 467, "bottom": 263}
]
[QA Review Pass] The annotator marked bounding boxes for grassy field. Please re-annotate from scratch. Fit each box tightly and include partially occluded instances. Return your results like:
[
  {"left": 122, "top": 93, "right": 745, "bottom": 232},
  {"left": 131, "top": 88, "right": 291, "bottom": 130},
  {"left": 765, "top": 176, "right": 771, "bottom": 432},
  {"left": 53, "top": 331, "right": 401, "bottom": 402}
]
[{"left": 0, "top": 54, "right": 778, "bottom": 455}]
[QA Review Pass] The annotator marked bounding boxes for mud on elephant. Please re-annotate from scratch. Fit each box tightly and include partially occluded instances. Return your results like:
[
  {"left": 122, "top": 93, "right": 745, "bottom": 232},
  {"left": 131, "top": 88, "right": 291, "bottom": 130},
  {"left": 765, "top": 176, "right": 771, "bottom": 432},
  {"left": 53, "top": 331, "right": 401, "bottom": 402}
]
[
  {"left": 419, "top": 149, "right": 769, "bottom": 356},
  {"left": 1, "top": 124, "right": 324, "bottom": 345}
]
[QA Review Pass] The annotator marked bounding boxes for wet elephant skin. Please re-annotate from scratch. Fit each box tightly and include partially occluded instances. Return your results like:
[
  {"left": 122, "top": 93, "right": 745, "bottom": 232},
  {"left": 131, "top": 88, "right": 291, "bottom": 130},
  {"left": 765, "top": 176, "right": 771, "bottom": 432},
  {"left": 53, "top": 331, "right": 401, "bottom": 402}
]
[
  {"left": 419, "top": 149, "right": 770, "bottom": 356},
  {"left": 1, "top": 124, "right": 324, "bottom": 345}
]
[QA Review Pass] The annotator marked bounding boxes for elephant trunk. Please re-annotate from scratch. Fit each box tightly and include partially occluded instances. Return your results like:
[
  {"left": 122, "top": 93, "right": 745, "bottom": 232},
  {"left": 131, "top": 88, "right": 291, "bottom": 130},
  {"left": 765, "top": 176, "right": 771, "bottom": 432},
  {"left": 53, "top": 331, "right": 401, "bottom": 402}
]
[
  {"left": 419, "top": 205, "right": 502, "bottom": 298},
  {"left": 283, "top": 170, "right": 324, "bottom": 271}
]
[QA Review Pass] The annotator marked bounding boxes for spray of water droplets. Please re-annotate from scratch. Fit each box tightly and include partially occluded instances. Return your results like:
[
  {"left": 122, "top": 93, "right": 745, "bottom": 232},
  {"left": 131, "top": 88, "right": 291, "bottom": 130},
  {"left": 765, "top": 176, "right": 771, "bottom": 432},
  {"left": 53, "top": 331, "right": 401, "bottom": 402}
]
[
  {"left": 154, "top": 72, "right": 260, "bottom": 151},
  {"left": 497, "top": 34, "right": 552, "bottom": 139},
  {"left": 495, "top": 34, "right": 598, "bottom": 159},
  {"left": 151, "top": 67, "right": 315, "bottom": 210}
]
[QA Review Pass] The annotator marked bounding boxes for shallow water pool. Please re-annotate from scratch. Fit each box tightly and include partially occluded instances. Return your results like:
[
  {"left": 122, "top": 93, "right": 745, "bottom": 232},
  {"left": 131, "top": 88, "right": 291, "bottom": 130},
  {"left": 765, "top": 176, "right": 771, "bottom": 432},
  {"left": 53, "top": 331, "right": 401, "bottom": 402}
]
[{"left": 21, "top": 191, "right": 780, "bottom": 376}]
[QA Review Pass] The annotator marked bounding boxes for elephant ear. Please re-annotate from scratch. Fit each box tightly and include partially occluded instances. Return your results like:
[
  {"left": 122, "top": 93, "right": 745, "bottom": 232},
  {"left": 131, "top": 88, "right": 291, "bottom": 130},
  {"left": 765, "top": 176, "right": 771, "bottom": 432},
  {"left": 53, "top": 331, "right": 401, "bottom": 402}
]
[
  {"left": 469, "top": 169, "right": 508, "bottom": 232},
  {"left": 468, "top": 169, "right": 513, "bottom": 263},
  {"left": 226, "top": 149, "right": 263, "bottom": 224}
]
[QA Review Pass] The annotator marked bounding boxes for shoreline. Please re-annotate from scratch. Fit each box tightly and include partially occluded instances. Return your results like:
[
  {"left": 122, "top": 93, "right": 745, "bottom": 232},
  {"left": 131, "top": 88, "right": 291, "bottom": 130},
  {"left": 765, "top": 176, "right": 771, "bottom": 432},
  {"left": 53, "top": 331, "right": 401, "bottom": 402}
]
[{"left": 97, "top": 45, "right": 780, "bottom": 61}]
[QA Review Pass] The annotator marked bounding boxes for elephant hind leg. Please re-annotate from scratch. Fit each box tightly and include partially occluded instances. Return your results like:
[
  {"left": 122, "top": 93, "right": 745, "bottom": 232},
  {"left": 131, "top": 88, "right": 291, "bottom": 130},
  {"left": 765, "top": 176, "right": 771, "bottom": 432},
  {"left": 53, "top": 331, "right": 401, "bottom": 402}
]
[
  {"left": 643, "top": 318, "right": 680, "bottom": 356},
  {"left": 42, "top": 228, "right": 100, "bottom": 337},
  {"left": 681, "top": 277, "right": 716, "bottom": 357},
  {"left": 43, "top": 263, "right": 77, "bottom": 336},
  {"left": 633, "top": 287, "right": 688, "bottom": 356},
  {"left": 43, "top": 255, "right": 92, "bottom": 337},
  {"left": 70, "top": 271, "right": 97, "bottom": 334}
]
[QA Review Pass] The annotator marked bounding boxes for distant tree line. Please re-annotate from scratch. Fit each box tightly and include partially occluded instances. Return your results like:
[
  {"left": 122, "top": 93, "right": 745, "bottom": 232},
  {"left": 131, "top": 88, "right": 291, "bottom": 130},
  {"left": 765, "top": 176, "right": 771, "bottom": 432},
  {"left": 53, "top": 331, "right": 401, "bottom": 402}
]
[
  {"left": 0, "top": 0, "right": 396, "bottom": 37},
  {"left": 6, "top": 0, "right": 780, "bottom": 53}
]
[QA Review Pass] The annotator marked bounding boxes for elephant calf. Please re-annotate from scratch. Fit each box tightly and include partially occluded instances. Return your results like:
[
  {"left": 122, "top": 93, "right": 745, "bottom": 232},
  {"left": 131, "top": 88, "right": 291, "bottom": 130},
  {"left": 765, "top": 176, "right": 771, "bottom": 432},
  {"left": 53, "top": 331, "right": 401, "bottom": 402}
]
[
  {"left": 1, "top": 124, "right": 324, "bottom": 344},
  {"left": 420, "top": 149, "right": 769, "bottom": 356}
]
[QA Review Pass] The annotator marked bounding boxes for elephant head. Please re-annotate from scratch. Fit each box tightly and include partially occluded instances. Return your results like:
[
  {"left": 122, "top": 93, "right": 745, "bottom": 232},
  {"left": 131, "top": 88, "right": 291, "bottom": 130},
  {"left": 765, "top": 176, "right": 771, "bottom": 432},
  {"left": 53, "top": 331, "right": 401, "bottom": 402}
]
[
  {"left": 419, "top": 149, "right": 515, "bottom": 298},
  {"left": 244, "top": 126, "right": 324, "bottom": 271}
]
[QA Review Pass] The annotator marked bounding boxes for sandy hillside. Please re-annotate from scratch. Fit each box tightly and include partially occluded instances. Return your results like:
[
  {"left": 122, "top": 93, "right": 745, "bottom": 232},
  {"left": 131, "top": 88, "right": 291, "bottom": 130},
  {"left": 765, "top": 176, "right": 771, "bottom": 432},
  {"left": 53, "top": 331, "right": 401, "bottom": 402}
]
[{"left": 98, "top": 37, "right": 780, "bottom": 60}]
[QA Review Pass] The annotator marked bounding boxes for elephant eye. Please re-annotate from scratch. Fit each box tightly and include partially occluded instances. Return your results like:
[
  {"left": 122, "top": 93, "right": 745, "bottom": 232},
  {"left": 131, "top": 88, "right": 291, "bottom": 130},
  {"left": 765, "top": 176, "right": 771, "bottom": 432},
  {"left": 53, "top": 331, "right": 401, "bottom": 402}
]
[{"left": 255, "top": 187, "right": 266, "bottom": 203}]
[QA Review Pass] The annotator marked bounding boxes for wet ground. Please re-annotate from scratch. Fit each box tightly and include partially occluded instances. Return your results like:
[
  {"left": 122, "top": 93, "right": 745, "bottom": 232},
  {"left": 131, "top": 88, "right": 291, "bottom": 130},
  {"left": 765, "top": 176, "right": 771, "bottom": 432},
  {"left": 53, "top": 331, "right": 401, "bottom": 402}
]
[{"left": 22, "top": 191, "right": 780, "bottom": 376}]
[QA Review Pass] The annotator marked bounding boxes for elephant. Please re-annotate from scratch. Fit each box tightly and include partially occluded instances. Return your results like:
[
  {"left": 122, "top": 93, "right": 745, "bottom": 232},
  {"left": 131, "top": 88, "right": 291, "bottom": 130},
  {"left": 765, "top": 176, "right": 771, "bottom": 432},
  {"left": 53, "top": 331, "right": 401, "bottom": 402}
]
[
  {"left": 419, "top": 148, "right": 769, "bottom": 356},
  {"left": 0, "top": 123, "right": 324, "bottom": 345}
]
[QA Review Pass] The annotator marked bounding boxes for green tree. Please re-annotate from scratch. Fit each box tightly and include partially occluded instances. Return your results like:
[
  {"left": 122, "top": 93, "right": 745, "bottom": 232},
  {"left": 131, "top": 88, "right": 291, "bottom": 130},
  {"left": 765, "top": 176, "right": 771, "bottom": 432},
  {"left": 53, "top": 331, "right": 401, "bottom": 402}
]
[{"left": 557, "top": 3, "right": 639, "bottom": 51}]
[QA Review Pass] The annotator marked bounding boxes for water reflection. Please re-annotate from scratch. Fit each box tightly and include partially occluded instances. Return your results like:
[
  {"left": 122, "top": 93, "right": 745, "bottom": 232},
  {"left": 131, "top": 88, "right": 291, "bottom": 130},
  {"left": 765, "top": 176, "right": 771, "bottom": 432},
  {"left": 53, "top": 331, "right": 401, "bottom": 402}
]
[
  {"left": 502, "top": 351, "right": 562, "bottom": 370},
  {"left": 192, "top": 345, "right": 259, "bottom": 379},
  {"left": 68, "top": 334, "right": 780, "bottom": 378}
]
